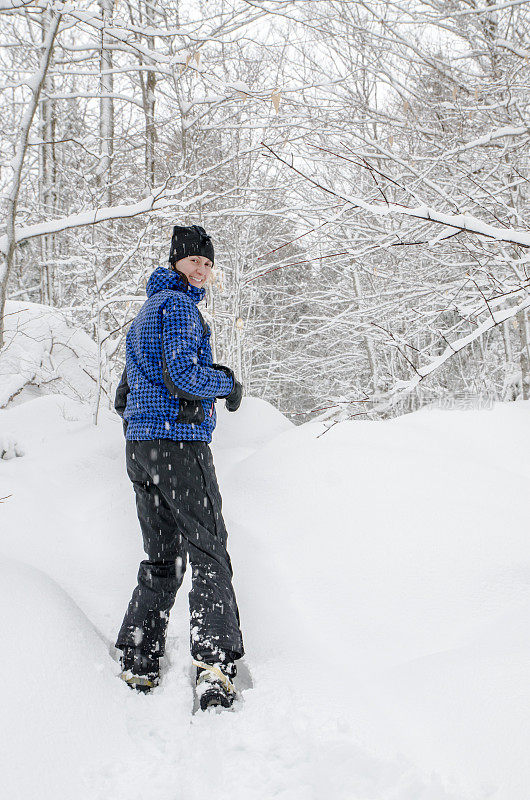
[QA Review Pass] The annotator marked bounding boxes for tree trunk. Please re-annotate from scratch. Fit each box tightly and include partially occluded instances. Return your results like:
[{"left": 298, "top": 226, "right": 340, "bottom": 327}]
[
  {"left": 353, "top": 268, "right": 380, "bottom": 392},
  {"left": 38, "top": 31, "right": 57, "bottom": 306},
  {"left": 144, "top": 0, "right": 157, "bottom": 190},
  {"left": 93, "top": 0, "right": 114, "bottom": 425},
  {"left": 97, "top": 0, "right": 114, "bottom": 207},
  {"left": 0, "top": 6, "right": 61, "bottom": 349},
  {"left": 518, "top": 311, "right": 530, "bottom": 401}
]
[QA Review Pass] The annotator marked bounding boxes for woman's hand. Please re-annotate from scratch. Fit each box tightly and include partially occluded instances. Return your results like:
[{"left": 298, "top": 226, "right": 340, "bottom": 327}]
[{"left": 211, "top": 363, "right": 243, "bottom": 412}]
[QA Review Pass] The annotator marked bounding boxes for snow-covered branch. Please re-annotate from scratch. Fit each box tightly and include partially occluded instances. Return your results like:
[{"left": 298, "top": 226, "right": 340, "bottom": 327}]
[
  {"left": 374, "top": 292, "right": 530, "bottom": 413},
  {"left": 0, "top": 181, "right": 193, "bottom": 254},
  {"left": 0, "top": 0, "right": 41, "bottom": 10},
  {"left": 263, "top": 142, "right": 530, "bottom": 248}
]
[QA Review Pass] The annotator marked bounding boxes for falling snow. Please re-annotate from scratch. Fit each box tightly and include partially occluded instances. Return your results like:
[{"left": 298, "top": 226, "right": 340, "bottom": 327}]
[{"left": 1, "top": 389, "right": 530, "bottom": 799}]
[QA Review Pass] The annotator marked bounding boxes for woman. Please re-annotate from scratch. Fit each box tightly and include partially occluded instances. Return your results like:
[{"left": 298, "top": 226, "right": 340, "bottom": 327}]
[{"left": 114, "top": 224, "right": 244, "bottom": 710}]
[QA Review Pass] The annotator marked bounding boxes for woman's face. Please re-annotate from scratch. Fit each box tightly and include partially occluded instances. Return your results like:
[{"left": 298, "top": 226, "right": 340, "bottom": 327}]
[{"left": 174, "top": 254, "right": 213, "bottom": 288}]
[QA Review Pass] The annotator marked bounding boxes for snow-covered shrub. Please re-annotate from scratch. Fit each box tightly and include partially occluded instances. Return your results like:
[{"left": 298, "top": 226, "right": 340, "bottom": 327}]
[{"left": 0, "top": 300, "right": 107, "bottom": 409}]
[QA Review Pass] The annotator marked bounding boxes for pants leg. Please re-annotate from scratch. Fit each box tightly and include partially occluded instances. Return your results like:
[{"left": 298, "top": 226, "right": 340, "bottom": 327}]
[
  {"left": 187, "top": 444, "right": 243, "bottom": 662},
  {"left": 115, "top": 440, "right": 187, "bottom": 658},
  {"left": 116, "top": 439, "right": 244, "bottom": 663}
]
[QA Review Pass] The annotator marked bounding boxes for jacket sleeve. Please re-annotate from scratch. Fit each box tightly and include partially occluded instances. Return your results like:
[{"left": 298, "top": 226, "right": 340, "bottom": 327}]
[
  {"left": 114, "top": 367, "right": 129, "bottom": 418},
  {"left": 161, "top": 298, "right": 234, "bottom": 400}
]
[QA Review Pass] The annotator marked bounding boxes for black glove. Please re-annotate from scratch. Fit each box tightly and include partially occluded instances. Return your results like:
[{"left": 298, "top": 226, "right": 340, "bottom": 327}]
[{"left": 211, "top": 363, "right": 243, "bottom": 412}]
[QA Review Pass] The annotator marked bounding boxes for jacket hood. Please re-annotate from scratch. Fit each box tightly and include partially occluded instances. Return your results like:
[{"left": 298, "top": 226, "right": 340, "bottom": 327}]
[{"left": 145, "top": 266, "right": 205, "bottom": 304}]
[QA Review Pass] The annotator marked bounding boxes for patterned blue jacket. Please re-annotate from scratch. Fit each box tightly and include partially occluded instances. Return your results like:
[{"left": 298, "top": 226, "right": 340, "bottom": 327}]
[{"left": 118, "top": 266, "right": 233, "bottom": 442}]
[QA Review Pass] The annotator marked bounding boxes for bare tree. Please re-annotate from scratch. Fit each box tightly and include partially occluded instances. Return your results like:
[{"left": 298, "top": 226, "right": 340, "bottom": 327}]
[{"left": 1, "top": 2, "right": 61, "bottom": 348}]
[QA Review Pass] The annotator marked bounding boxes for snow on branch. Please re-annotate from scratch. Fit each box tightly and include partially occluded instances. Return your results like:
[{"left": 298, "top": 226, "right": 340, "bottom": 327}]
[
  {"left": 495, "top": 38, "right": 530, "bottom": 59},
  {"left": 61, "top": 9, "right": 184, "bottom": 65},
  {"left": 0, "top": 183, "right": 177, "bottom": 254},
  {"left": 262, "top": 142, "right": 530, "bottom": 248},
  {"left": 448, "top": 0, "right": 530, "bottom": 17},
  {"left": 0, "top": 140, "right": 265, "bottom": 255},
  {"left": 45, "top": 91, "right": 145, "bottom": 109},
  {"left": 374, "top": 292, "right": 530, "bottom": 414},
  {"left": 0, "top": 0, "right": 40, "bottom": 9},
  {"left": 357, "top": 203, "right": 530, "bottom": 248},
  {"left": 442, "top": 125, "right": 530, "bottom": 158}
]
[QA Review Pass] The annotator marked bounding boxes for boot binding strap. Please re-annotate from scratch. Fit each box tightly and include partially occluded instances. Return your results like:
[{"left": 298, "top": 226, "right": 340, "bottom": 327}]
[
  {"left": 120, "top": 670, "right": 156, "bottom": 688},
  {"left": 192, "top": 659, "right": 235, "bottom": 693}
]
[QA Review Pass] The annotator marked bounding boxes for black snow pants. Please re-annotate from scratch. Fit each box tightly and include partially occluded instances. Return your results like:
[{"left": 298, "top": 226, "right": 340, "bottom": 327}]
[{"left": 115, "top": 439, "right": 244, "bottom": 663}]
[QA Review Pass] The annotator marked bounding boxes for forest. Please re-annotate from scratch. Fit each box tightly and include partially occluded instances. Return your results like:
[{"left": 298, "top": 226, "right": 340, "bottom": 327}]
[{"left": 2, "top": 0, "right": 529, "bottom": 422}]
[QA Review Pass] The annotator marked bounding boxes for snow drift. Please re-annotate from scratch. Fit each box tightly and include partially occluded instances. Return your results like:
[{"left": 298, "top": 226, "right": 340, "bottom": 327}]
[
  {"left": 0, "top": 300, "right": 104, "bottom": 409},
  {"left": 1, "top": 302, "right": 529, "bottom": 800}
]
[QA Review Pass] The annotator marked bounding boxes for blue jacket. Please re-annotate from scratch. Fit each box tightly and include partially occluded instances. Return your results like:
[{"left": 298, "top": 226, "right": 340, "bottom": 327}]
[{"left": 118, "top": 266, "right": 233, "bottom": 442}]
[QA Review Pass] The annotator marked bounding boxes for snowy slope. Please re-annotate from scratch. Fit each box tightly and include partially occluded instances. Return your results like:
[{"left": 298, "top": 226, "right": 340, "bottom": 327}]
[{"left": 1, "top": 381, "right": 530, "bottom": 798}]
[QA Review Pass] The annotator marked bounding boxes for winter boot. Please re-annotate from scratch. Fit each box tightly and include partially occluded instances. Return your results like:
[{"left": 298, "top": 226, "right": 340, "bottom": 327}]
[
  {"left": 119, "top": 647, "right": 160, "bottom": 694},
  {"left": 193, "top": 658, "right": 237, "bottom": 710}
]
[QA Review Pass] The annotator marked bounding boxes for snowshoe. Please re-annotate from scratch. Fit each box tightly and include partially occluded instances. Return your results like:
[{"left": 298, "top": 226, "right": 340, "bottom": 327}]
[
  {"left": 119, "top": 647, "right": 159, "bottom": 694},
  {"left": 193, "top": 659, "right": 237, "bottom": 710}
]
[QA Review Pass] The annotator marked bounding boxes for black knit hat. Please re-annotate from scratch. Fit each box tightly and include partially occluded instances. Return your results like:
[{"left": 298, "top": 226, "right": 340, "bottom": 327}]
[{"left": 168, "top": 224, "right": 214, "bottom": 266}]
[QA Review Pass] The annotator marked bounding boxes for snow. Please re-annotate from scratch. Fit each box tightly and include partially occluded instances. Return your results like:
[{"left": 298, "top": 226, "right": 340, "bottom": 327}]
[
  {"left": 375, "top": 290, "right": 530, "bottom": 412},
  {"left": 334, "top": 194, "right": 530, "bottom": 248},
  {"left": 1, "top": 310, "right": 530, "bottom": 799},
  {"left": 0, "top": 300, "right": 105, "bottom": 409},
  {"left": 0, "top": 185, "right": 182, "bottom": 254}
]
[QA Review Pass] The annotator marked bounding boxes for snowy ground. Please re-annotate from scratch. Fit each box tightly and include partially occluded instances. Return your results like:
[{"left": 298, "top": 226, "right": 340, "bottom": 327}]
[{"left": 1, "top": 383, "right": 530, "bottom": 799}]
